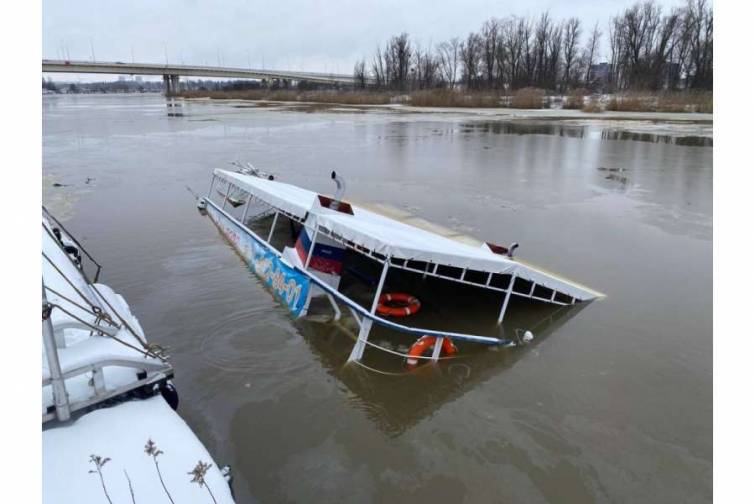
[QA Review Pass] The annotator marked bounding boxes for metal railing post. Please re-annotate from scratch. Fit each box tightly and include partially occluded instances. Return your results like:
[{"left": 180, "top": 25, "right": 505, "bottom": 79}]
[
  {"left": 267, "top": 211, "right": 279, "bottom": 242},
  {"left": 497, "top": 274, "right": 516, "bottom": 324},
  {"left": 304, "top": 224, "right": 319, "bottom": 269},
  {"left": 42, "top": 280, "right": 70, "bottom": 421},
  {"left": 207, "top": 174, "right": 216, "bottom": 198},
  {"left": 241, "top": 194, "right": 252, "bottom": 225},
  {"left": 222, "top": 182, "right": 232, "bottom": 210},
  {"left": 349, "top": 258, "right": 390, "bottom": 363}
]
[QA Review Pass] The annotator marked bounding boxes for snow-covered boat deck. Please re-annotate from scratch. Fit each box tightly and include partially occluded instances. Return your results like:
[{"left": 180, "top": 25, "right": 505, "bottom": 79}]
[{"left": 44, "top": 395, "right": 234, "bottom": 503}]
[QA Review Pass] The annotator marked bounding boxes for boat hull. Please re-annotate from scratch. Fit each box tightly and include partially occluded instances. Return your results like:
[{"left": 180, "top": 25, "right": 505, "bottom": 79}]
[{"left": 206, "top": 200, "right": 311, "bottom": 316}]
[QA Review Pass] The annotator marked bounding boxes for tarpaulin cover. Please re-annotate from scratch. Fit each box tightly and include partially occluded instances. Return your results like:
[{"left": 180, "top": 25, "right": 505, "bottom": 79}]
[{"left": 214, "top": 169, "right": 602, "bottom": 300}]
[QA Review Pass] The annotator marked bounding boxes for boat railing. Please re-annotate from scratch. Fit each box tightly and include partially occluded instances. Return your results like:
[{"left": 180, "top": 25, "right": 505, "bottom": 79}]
[
  {"left": 42, "top": 210, "right": 174, "bottom": 424},
  {"left": 42, "top": 290, "right": 174, "bottom": 424},
  {"left": 43, "top": 206, "right": 103, "bottom": 283}
]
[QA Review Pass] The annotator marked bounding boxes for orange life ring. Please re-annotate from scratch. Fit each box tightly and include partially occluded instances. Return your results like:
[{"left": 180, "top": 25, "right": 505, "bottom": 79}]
[
  {"left": 377, "top": 292, "right": 421, "bottom": 317},
  {"left": 406, "top": 335, "right": 458, "bottom": 368}
]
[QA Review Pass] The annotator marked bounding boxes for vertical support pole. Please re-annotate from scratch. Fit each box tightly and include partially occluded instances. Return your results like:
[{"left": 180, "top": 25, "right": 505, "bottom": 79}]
[
  {"left": 325, "top": 294, "right": 342, "bottom": 321},
  {"left": 348, "top": 258, "right": 390, "bottom": 363},
  {"left": 42, "top": 281, "right": 70, "bottom": 421},
  {"left": 163, "top": 74, "right": 170, "bottom": 95},
  {"left": 369, "top": 259, "right": 390, "bottom": 313},
  {"left": 431, "top": 337, "right": 443, "bottom": 362},
  {"left": 267, "top": 211, "right": 279, "bottom": 242},
  {"left": 241, "top": 193, "right": 252, "bottom": 225},
  {"left": 304, "top": 224, "right": 319, "bottom": 269},
  {"left": 222, "top": 182, "right": 232, "bottom": 210},
  {"left": 207, "top": 174, "right": 216, "bottom": 198},
  {"left": 92, "top": 368, "right": 106, "bottom": 397},
  {"left": 422, "top": 262, "right": 430, "bottom": 280},
  {"left": 497, "top": 274, "right": 516, "bottom": 324}
]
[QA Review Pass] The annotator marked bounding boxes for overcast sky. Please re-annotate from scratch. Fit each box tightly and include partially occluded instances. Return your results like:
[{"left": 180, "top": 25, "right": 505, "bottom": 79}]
[{"left": 43, "top": 0, "right": 682, "bottom": 81}]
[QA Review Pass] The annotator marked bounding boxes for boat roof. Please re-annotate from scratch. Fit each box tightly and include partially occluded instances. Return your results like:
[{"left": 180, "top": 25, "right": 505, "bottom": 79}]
[{"left": 215, "top": 169, "right": 603, "bottom": 301}]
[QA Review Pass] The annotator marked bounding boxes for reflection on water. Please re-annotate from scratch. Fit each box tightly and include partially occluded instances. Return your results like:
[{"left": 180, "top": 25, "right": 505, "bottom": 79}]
[
  {"left": 463, "top": 121, "right": 586, "bottom": 139},
  {"left": 43, "top": 94, "right": 712, "bottom": 503},
  {"left": 601, "top": 129, "right": 712, "bottom": 147},
  {"left": 298, "top": 302, "right": 587, "bottom": 437}
]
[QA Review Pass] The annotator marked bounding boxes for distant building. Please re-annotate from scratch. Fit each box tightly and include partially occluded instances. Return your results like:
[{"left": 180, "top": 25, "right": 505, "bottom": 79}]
[
  {"left": 135, "top": 76, "right": 143, "bottom": 83},
  {"left": 118, "top": 75, "right": 127, "bottom": 82}
]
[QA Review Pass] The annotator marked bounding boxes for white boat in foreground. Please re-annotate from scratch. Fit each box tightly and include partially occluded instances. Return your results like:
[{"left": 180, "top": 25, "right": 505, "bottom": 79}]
[
  {"left": 199, "top": 166, "right": 603, "bottom": 367},
  {"left": 42, "top": 208, "right": 234, "bottom": 503}
]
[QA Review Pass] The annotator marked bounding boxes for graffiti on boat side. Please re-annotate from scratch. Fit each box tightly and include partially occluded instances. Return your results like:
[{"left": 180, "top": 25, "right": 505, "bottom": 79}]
[{"left": 208, "top": 203, "right": 310, "bottom": 316}]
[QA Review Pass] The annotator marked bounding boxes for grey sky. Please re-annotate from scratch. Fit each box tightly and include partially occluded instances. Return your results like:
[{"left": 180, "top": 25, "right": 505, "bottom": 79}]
[{"left": 44, "top": 0, "right": 682, "bottom": 81}]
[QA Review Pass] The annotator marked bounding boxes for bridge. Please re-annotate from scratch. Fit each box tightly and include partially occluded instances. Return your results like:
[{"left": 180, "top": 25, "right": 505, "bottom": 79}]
[{"left": 42, "top": 59, "right": 360, "bottom": 93}]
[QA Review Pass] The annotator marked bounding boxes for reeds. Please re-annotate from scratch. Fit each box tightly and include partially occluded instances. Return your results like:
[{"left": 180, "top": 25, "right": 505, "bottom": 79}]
[
  {"left": 563, "top": 88, "right": 588, "bottom": 110},
  {"left": 408, "top": 89, "right": 505, "bottom": 107},
  {"left": 509, "top": 87, "right": 546, "bottom": 109},
  {"left": 605, "top": 92, "right": 712, "bottom": 113},
  {"left": 178, "top": 88, "right": 712, "bottom": 113}
]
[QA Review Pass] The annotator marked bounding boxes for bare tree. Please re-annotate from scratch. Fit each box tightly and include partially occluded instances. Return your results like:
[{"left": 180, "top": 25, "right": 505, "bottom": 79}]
[
  {"left": 562, "top": 18, "right": 581, "bottom": 90},
  {"left": 460, "top": 32, "right": 482, "bottom": 89},
  {"left": 353, "top": 59, "right": 367, "bottom": 88},
  {"left": 481, "top": 18, "right": 500, "bottom": 88},
  {"left": 583, "top": 22, "right": 601, "bottom": 87},
  {"left": 387, "top": 33, "right": 412, "bottom": 90},
  {"left": 437, "top": 38, "right": 460, "bottom": 88},
  {"left": 370, "top": 45, "right": 386, "bottom": 88},
  {"left": 684, "top": 0, "right": 713, "bottom": 89},
  {"left": 358, "top": 0, "right": 712, "bottom": 93},
  {"left": 501, "top": 16, "right": 530, "bottom": 88}
]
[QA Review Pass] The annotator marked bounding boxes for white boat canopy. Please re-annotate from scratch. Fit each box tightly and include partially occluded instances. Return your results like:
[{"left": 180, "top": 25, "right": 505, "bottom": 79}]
[{"left": 215, "top": 169, "right": 603, "bottom": 301}]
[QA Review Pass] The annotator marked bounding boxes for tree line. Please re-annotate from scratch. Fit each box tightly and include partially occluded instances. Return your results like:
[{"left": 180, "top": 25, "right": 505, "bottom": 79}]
[{"left": 354, "top": 0, "right": 712, "bottom": 92}]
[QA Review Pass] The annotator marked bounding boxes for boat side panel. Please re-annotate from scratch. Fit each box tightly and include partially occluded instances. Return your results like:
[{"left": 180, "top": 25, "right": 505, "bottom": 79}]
[{"left": 206, "top": 200, "right": 311, "bottom": 316}]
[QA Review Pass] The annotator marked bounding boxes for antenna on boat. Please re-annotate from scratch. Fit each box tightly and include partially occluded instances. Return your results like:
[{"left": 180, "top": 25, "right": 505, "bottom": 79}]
[{"left": 330, "top": 171, "right": 346, "bottom": 210}]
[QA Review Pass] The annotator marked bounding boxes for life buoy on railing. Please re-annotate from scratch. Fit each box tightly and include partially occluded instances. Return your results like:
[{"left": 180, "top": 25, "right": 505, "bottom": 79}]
[
  {"left": 377, "top": 293, "right": 421, "bottom": 317},
  {"left": 406, "top": 335, "right": 457, "bottom": 368}
]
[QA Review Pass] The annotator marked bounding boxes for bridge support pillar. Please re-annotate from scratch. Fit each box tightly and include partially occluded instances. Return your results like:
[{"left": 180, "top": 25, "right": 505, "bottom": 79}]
[{"left": 163, "top": 74, "right": 180, "bottom": 95}]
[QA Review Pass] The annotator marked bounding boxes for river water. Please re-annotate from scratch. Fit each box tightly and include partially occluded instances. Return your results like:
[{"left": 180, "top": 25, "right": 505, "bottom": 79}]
[{"left": 43, "top": 94, "right": 712, "bottom": 503}]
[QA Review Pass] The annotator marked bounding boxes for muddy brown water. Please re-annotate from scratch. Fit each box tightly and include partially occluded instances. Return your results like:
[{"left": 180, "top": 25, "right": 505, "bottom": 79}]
[{"left": 43, "top": 94, "right": 712, "bottom": 503}]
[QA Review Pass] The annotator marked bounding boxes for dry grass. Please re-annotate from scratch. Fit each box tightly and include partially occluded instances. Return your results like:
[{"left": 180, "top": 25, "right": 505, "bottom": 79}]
[
  {"left": 563, "top": 88, "right": 588, "bottom": 110},
  {"left": 509, "top": 87, "right": 546, "bottom": 109},
  {"left": 581, "top": 100, "right": 604, "bottom": 113},
  {"left": 656, "top": 92, "right": 712, "bottom": 113},
  {"left": 606, "top": 91, "right": 712, "bottom": 113},
  {"left": 178, "top": 88, "right": 712, "bottom": 113},
  {"left": 606, "top": 93, "right": 655, "bottom": 112},
  {"left": 408, "top": 89, "right": 504, "bottom": 107}
]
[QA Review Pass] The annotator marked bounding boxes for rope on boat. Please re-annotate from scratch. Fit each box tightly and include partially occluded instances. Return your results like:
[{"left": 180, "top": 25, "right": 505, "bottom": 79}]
[
  {"left": 350, "top": 360, "right": 411, "bottom": 376},
  {"left": 325, "top": 317, "right": 460, "bottom": 362},
  {"left": 44, "top": 285, "right": 119, "bottom": 327},
  {"left": 360, "top": 337, "right": 459, "bottom": 361},
  {"left": 42, "top": 223, "right": 166, "bottom": 358},
  {"left": 46, "top": 301, "right": 168, "bottom": 361}
]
